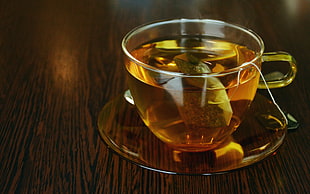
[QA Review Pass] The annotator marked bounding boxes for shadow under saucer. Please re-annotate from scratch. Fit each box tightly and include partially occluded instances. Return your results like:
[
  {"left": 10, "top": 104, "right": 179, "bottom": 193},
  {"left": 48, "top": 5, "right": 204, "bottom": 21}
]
[{"left": 97, "top": 93, "right": 287, "bottom": 175}]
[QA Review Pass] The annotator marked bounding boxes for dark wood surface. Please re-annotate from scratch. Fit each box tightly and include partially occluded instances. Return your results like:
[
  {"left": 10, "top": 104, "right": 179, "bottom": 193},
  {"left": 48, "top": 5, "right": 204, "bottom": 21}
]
[{"left": 0, "top": 0, "right": 309, "bottom": 193}]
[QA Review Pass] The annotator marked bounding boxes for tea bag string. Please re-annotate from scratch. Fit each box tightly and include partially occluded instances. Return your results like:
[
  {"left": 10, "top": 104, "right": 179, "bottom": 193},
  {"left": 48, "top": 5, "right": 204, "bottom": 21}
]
[
  {"left": 242, "top": 62, "right": 288, "bottom": 124},
  {"left": 230, "top": 67, "right": 242, "bottom": 100},
  {"left": 227, "top": 67, "right": 242, "bottom": 101}
]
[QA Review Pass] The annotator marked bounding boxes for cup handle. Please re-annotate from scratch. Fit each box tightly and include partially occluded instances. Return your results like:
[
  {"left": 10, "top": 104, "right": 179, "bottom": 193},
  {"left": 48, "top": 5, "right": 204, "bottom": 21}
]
[{"left": 258, "top": 51, "right": 297, "bottom": 89}]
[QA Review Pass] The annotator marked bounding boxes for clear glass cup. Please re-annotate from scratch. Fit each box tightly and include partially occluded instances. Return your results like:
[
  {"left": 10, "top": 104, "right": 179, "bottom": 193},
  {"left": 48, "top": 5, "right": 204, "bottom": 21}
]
[{"left": 122, "top": 19, "right": 297, "bottom": 152}]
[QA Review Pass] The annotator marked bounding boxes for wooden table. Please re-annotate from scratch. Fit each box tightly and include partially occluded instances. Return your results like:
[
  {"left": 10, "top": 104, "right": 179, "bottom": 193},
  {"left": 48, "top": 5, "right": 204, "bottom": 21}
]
[{"left": 1, "top": 0, "right": 309, "bottom": 193}]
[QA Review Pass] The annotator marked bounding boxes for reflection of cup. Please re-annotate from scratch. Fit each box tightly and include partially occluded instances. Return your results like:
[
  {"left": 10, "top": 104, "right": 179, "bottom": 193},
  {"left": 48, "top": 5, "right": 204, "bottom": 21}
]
[{"left": 122, "top": 19, "right": 297, "bottom": 152}]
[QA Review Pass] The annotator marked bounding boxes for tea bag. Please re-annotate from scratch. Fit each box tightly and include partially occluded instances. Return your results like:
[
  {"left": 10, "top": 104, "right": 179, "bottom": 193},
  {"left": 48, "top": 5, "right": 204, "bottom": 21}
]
[{"left": 174, "top": 53, "right": 233, "bottom": 128}]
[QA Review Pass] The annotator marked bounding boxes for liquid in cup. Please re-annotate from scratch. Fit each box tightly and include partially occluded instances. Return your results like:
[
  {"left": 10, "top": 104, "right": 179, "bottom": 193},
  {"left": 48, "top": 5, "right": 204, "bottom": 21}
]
[{"left": 126, "top": 37, "right": 259, "bottom": 151}]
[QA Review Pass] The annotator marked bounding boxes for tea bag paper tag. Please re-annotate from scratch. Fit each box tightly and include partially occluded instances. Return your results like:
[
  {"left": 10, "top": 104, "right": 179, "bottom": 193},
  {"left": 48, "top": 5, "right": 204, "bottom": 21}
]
[{"left": 246, "top": 62, "right": 291, "bottom": 130}]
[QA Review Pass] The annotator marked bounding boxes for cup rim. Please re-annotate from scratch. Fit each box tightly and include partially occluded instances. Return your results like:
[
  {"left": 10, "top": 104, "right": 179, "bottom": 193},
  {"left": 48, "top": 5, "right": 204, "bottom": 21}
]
[{"left": 121, "top": 18, "right": 265, "bottom": 77}]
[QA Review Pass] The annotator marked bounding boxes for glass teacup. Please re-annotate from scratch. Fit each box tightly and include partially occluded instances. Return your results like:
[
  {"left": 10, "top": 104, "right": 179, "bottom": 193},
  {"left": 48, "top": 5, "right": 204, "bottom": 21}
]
[{"left": 122, "top": 19, "right": 296, "bottom": 152}]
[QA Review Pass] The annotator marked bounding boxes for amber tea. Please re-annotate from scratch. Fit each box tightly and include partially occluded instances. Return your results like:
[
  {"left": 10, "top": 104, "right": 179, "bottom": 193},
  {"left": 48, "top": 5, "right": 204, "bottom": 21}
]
[{"left": 125, "top": 37, "right": 260, "bottom": 151}]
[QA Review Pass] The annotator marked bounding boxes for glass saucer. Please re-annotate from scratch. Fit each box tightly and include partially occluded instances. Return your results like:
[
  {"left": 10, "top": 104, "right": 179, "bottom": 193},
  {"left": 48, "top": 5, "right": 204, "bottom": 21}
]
[{"left": 97, "top": 92, "right": 287, "bottom": 175}]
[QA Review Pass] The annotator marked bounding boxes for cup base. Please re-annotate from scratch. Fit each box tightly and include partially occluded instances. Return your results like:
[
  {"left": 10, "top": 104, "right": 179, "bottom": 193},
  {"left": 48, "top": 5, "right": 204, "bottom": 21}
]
[
  {"left": 164, "top": 135, "right": 234, "bottom": 152},
  {"left": 97, "top": 91, "right": 287, "bottom": 175}
]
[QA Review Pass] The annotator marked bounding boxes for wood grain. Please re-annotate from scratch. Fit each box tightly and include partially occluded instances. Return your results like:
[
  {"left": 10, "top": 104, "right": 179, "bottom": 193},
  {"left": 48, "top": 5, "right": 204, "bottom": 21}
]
[{"left": 0, "top": 0, "right": 309, "bottom": 193}]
